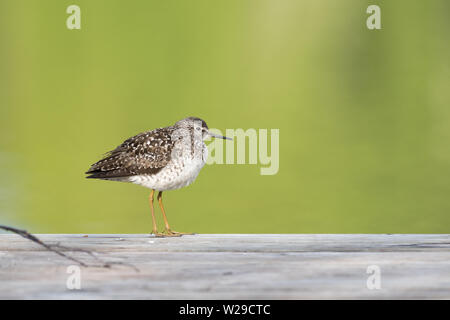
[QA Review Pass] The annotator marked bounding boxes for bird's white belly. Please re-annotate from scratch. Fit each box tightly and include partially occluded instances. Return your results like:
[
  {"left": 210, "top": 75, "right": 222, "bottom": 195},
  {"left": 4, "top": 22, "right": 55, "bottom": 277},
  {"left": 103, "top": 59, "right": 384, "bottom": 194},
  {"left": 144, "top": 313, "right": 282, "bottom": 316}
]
[{"left": 128, "top": 157, "right": 206, "bottom": 191}]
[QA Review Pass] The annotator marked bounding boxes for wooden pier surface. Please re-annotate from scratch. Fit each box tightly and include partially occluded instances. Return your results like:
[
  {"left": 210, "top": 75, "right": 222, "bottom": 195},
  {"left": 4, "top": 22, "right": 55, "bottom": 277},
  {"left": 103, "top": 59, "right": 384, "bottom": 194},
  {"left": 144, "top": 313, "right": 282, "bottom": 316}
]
[{"left": 0, "top": 234, "right": 449, "bottom": 299}]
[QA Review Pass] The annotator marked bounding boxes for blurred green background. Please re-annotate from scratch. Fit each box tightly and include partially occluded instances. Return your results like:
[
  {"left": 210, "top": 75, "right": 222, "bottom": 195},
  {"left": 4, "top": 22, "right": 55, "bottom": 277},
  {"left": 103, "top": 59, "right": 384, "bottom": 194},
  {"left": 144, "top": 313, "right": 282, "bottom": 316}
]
[{"left": 1, "top": 1, "right": 449, "bottom": 233}]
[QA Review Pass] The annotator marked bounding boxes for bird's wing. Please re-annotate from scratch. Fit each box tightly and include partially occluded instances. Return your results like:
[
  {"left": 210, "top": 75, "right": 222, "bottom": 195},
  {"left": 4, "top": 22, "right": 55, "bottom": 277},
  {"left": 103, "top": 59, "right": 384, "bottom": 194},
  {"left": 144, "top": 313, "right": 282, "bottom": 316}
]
[{"left": 85, "top": 128, "right": 175, "bottom": 179}]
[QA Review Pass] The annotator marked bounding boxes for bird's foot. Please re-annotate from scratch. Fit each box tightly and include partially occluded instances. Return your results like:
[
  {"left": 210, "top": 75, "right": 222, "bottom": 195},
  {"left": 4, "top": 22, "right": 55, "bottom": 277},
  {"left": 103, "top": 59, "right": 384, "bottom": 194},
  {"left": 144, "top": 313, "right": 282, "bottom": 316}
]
[
  {"left": 150, "top": 230, "right": 168, "bottom": 238},
  {"left": 162, "top": 229, "right": 195, "bottom": 237},
  {"left": 150, "top": 229, "right": 194, "bottom": 237}
]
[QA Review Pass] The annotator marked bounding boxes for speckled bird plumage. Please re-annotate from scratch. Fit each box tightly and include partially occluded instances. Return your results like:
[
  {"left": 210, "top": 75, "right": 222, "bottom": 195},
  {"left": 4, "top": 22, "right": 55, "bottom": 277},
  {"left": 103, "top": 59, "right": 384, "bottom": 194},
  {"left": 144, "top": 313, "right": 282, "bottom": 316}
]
[
  {"left": 86, "top": 117, "right": 210, "bottom": 191},
  {"left": 86, "top": 117, "right": 230, "bottom": 236}
]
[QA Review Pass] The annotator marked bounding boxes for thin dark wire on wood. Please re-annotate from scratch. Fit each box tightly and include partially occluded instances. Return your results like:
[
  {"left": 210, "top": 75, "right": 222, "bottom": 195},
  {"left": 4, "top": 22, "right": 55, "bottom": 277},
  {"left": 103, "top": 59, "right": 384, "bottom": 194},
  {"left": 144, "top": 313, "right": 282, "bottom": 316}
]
[{"left": 0, "top": 224, "right": 139, "bottom": 272}]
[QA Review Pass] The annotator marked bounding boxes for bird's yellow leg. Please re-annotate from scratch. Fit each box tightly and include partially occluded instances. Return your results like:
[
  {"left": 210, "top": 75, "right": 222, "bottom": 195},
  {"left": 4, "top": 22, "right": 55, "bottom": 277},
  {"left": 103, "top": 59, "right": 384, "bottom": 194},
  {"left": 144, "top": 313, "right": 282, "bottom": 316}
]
[
  {"left": 157, "top": 191, "right": 193, "bottom": 236},
  {"left": 149, "top": 189, "right": 165, "bottom": 237}
]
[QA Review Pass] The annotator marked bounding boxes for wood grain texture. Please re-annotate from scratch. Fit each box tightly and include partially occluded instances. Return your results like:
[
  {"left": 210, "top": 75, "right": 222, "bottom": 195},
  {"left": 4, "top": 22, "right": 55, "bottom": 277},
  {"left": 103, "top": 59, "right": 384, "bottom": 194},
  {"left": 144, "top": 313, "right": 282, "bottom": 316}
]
[{"left": 0, "top": 234, "right": 449, "bottom": 299}]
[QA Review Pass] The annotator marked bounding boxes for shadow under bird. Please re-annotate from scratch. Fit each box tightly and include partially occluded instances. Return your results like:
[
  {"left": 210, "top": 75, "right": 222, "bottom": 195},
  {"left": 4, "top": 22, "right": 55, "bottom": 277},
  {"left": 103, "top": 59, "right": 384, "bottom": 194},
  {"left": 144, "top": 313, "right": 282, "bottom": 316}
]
[{"left": 85, "top": 117, "right": 231, "bottom": 237}]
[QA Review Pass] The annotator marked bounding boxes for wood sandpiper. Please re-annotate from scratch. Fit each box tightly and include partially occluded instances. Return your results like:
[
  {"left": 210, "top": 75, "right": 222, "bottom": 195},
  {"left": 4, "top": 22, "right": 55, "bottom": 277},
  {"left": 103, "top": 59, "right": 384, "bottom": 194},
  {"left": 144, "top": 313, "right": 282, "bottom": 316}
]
[{"left": 85, "top": 117, "right": 231, "bottom": 237}]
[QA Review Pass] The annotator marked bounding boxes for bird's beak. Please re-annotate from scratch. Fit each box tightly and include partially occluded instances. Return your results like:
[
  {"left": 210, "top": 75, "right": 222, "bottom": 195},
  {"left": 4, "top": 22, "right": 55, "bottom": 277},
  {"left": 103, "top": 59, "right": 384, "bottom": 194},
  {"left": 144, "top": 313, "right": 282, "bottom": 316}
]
[{"left": 207, "top": 130, "right": 232, "bottom": 141}]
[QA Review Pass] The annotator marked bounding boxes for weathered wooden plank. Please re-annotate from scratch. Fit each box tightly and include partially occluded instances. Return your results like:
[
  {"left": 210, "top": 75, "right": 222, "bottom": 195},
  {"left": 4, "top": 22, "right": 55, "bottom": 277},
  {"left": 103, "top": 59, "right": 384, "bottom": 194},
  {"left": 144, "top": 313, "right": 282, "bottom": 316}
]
[{"left": 0, "top": 234, "right": 449, "bottom": 299}]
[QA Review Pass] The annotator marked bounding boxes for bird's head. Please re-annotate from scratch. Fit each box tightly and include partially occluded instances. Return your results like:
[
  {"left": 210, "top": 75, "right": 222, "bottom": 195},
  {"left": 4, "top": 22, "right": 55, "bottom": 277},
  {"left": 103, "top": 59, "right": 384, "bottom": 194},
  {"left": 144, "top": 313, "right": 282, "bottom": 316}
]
[{"left": 175, "top": 117, "right": 231, "bottom": 141}]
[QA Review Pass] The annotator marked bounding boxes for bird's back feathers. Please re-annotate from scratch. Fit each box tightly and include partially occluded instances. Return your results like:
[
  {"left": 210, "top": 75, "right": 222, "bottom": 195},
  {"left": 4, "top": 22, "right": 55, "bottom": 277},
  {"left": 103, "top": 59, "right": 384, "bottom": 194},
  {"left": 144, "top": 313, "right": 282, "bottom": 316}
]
[{"left": 85, "top": 127, "right": 175, "bottom": 180}]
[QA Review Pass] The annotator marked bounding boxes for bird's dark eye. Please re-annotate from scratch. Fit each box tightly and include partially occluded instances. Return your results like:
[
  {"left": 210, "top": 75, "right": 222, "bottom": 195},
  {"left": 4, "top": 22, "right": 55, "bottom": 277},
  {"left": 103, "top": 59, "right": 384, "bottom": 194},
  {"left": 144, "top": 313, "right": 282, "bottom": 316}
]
[{"left": 196, "top": 127, "right": 201, "bottom": 131}]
